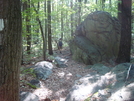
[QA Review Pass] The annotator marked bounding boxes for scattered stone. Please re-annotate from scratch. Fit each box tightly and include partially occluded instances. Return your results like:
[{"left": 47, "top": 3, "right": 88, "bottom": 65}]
[
  {"left": 33, "top": 61, "right": 53, "bottom": 80},
  {"left": 76, "top": 74, "right": 82, "bottom": 78},
  {"left": 35, "top": 61, "right": 54, "bottom": 69},
  {"left": 55, "top": 56, "right": 68, "bottom": 68},
  {"left": 20, "top": 92, "right": 39, "bottom": 101},
  {"left": 29, "top": 79, "right": 40, "bottom": 88}
]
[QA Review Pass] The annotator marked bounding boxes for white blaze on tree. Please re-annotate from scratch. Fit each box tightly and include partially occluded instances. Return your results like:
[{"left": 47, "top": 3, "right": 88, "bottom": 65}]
[
  {"left": 0, "top": 19, "right": 4, "bottom": 46},
  {"left": 0, "top": 19, "right": 4, "bottom": 31}
]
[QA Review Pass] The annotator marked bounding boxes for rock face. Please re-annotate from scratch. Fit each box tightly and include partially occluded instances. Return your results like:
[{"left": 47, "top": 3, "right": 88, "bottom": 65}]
[
  {"left": 65, "top": 63, "right": 134, "bottom": 101},
  {"left": 69, "top": 11, "right": 121, "bottom": 65}
]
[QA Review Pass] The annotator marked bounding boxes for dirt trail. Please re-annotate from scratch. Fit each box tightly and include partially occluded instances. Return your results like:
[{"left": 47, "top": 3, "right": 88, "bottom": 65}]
[{"left": 20, "top": 47, "right": 91, "bottom": 101}]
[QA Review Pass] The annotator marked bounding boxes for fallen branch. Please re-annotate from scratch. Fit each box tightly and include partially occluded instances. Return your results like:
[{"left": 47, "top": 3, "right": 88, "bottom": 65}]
[{"left": 126, "top": 64, "right": 132, "bottom": 81}]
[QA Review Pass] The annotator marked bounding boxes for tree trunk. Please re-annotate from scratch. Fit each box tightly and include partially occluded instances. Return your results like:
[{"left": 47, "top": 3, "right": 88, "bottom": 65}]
[
  {"left": 71, "top": 1, "right": 74, "bottom": 36},
  {"left": 32, "top": 2, "right": 47, "bottom": 60},
  {"left": 118, "top": 0, "right": 122, "bottom": 23},
  {"left": 0, "top": 0, "right": 22, "bottom": 101},
  {"left": 96, "top": 0, "right": 98, "bottom": 10},
  {"left": 44, "top": 0, "right": 47, "bottom": 60},
  {"left": 78, "top": 0, "right": 81, "bottom": 25},
  {"left": 21, "top": 1, "right": 27, "bottom": 65},
  {"left": 101, "top": 0, "right": 105, "bottom": 11},
  {"left": 84, "top": 0, "right": 87, "bottom": 4},
  {"left": 26, "top": 0, "right": 31, "bottom": 55},
  {"left": 61, "top": 0, "right": 64, "bottom": 39},
  {"left": 75, "top": 0, "right": 78, "bottom": 28},
  {"left": 116, "top": 0, "right": 132, "bottom": 63},
  {"left": 47, "top": 0, "right": 53, "bottom": 55},
  {"left": 39, "top": 19, "right": 46, "bottom": 60},
  {"left": 109, "top": 0, "right": 111, "bottom": 10}
]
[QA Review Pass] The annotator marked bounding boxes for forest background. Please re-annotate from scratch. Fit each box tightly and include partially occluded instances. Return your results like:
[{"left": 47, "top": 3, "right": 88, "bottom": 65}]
[
  {"left": 21, "top": 0, "right": 134, "bottom": 64},
  {"left": 0, "top": 0, "right": 134, "bottom": 101}
]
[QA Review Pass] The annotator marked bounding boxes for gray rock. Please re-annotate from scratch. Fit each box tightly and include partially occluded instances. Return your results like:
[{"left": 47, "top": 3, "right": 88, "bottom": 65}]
[
  {"left": 65, "top": 63, "right": 134, "bottom": 101},
  {"left": 107, "top": 63, "right": 134, "bottom": 101},
  {"left": 90, "top": 63, "right": 110, "bottom": 75},
  {"left": 76, "top": 74, "right": 82, "bottom": 78},
  {"left": 107, "top": 83, "right": 134, "bottom": 101},
  {"left": 66, "top": 72, "right": 114, "bottom": 101},
  {"left": 111, "top": 63, "right": 130, "bottom": 82},
  {"left": 69, "top": 11, "right": 121, "bottom": 65},
  {"left": 55, "top": 56, "right": 68, "bottom": 68},
  {"left": 84, "top": 65, "right": 92, "bottom": 69},
  {"left": 20, "top": 92, "right": 39, "bottom": 101},
  {"left": 33, "top": 61, "right": 53, "bottom": 80},
  {"left": 29, "top": 79, "right": 40, "bottom": 88},
  {"left": 35, "top": 61, "right": 53, "bottom": 69}
]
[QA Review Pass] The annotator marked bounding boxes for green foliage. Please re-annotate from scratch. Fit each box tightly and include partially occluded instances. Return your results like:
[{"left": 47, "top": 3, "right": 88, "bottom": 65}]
[
  {"left": 84, "top": 97, "right": 90, "bottom": 101},
  {"left": 21, "top": 0, "right": 131, "bottom": 63},
  {"left": 21, "top": 67, "right": 36, "bottom": 78},
  {"left": 27, "top": 83, "right": 37, "bottom": 89}
]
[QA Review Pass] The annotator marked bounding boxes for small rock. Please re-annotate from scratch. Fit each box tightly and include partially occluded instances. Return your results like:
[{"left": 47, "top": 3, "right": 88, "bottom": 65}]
[
  {"left": 34, "top": 68, "right": 52, "bottom": 80},
  {"left": 76, "top": 74, "right": 82, "bottom": 78},
  {"left": 33, "top": 61, "right": 53, "bottom": 80},
  {"left": 55, "top": 56, "right": 68, "bottom": 68},
  {"left": 35, "top": 61, "right": 54, "bottom": 69},
  {"left": 20, "top": 92, "right": 39, "bottom": 101},
  {"left": 29, "top": 79, "right": 40, "bottom": 88}
]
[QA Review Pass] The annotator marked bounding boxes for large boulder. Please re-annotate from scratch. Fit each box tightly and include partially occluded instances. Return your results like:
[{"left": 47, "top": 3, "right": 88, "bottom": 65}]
[{"left": 69, "top": 11, "right": 121, "bottom": 65}]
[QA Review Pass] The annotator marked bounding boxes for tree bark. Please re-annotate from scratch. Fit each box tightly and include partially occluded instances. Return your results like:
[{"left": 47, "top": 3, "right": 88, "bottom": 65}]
[
  {"left": 0, "top": 0, "right": 22, "bottom": 101},
  {"left": 44, "top": 0, "right": 47, "bottom": 60},
  {"left": 61, "top": 0, "right": 64, "bottom": 39},
  {"left": 47, "top": 0, "right": 53, "bottom": 55},
  {"left": 96, "top": 0, "right": 98, "bottom": 10},
  {"left": 116, "top": 0, "right": 132, "bottom": 63},
  {"left": 26, "top": 0, "right": 31, "bottom": 55},
  {"left": 118, "top": 0, "right": 122, "bottom": 23},
  {"left": 84, "top": 0, "right": 87, "bottom": 4},
  {"left": 71, "top": 1, "right": 74, "bottom": 36},
  {"left": 75, "top": 0, "right": 78, "bottom": 28},
  {"left": 109, "top": 0, "right": 111, "bottom": 10},
  {"left": 101, "top": 0, "right": 105, "bottom": 11},
  {"left": 78, "top": 0, "right": 82, "bottom": 25}
]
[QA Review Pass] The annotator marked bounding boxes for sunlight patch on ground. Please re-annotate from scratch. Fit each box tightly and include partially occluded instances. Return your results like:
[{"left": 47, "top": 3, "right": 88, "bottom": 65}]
[
  {"left": 66, "top": 72, "right": 73, "bottom": 80},
  {"left": 59, "top": 57, "right": 68, "bottom": 63},
  {"left": 57, "top": 71, "right": 73, "bottom": 80},
  {"left": 55, "top": 89, "right": 67, "bottom": 96},
  {"left": 33, "top": 81, "right": 53, "bottom": 100},
  {"left": 33, "top": 87, "right": 53, "bottom": 100},
  {"left": 57, "top": 71, "right": 65, "bottom": 78}
]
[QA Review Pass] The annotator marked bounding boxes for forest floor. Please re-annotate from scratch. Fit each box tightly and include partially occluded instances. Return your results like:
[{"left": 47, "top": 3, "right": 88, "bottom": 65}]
[
  {"left": 20, "top": 46, "right": 134, "bottom": 101},
  {"left": 20, "top": 47, "right": 93, "bottom": 101}
]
